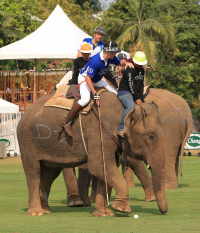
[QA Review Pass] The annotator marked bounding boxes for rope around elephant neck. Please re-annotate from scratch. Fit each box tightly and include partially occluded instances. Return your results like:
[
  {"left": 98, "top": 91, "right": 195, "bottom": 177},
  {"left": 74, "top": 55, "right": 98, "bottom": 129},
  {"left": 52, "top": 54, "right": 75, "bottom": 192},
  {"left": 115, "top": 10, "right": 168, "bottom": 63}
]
[
  {"left": 145, "top": 91, "right": 187, "bottom": 121},
  {"left": 79, "top": 112, "right": 88, "bottom": 156}
]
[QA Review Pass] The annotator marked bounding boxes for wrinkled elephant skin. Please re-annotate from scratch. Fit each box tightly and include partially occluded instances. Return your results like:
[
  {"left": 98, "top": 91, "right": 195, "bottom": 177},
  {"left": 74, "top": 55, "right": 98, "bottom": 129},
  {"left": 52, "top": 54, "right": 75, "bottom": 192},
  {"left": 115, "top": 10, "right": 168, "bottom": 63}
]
[{"left": 17, "top": 91, "right": 168, "bottom": 216}]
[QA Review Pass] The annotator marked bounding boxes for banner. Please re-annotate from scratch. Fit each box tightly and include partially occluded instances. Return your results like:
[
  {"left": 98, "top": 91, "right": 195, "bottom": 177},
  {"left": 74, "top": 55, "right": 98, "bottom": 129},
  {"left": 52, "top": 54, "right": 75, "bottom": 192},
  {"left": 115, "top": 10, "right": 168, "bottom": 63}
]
[
  {"left": 185, "top": 133, "right": 200, "bottom": 150},
  {"left": 0, "top": 134, "right": 16, "bottom": 154}
]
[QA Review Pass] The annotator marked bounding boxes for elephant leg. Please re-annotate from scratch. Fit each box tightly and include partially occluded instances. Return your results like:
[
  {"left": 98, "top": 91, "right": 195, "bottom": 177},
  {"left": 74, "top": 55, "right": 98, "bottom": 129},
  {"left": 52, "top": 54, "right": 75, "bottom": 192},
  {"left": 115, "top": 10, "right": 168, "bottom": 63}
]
[
  {"left": 128, "top": 158, "right": 155, "bottom": 202},
  {"left": 122, "top": 165, "right": 135, "bottom": 187},
  {"left": 40, "top": 166, "right": 62, "bottom": 213},
  {"left": 78, "top": 164, "right": 91, "bottom": 206},
  {"left": 62, "top": 168, "right": 84, "bottom": 207},
  {"left": 93, "top": 178, "right": 115, "bottom": 217},
  {"left": 22, "top": 158, "right": 44, "bottom": 216},
  {"left": 90, "top": 175, "right": 97, "bottom": 203},
  {"left": 90, "top": 176, "right": 112, "bottom": 204},
  {"left": 107, "top": 168, "right": 131, "bottom": 214},
  {"left": 165, "top": 148, "right": 180, "bottom": 189}
]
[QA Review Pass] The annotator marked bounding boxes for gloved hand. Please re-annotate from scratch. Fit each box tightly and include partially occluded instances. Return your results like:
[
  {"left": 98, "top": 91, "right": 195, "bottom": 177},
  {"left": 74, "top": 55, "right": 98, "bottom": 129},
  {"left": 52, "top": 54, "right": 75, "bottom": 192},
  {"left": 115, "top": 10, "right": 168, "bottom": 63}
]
[{"left": 93, "top": 92, "right": 100, "bottom": 100}]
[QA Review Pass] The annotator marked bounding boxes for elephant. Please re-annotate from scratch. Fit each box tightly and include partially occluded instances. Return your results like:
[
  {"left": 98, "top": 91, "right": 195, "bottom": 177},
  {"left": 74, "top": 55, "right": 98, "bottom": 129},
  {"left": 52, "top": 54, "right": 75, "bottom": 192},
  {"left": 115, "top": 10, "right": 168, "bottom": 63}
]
[
  {"left": 116, "top": 87, "right": 193, "bottom": 192},
  {"left": 63, "top": 87, "right": 193, "bottom": 207},
  {"left": 17, "top": 90, "right": 168, "bottom": 216},
  {"left": 144, "top": 87, "right": 193, "bottom": 188}
]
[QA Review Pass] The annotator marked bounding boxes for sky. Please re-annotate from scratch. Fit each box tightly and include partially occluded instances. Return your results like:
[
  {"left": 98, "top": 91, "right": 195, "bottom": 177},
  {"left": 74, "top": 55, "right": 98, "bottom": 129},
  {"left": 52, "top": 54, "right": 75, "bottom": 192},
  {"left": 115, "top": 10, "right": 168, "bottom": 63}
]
[{"left": 99, "top": 0, "right": 115, "bottom": 10}]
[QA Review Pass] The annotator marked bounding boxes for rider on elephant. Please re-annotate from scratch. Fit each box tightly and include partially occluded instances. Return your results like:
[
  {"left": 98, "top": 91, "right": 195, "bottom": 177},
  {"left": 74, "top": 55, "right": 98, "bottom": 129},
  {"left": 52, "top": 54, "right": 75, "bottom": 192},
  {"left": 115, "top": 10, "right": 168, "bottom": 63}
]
[
  {"left": 70, "top": 43, "right": 93, "bottom": 85},
  {"left": 77, "top": 25, "right": 106, "bottom": 58},
  {"left": 62, "top": 41, "right": 134, "bottom": 136},
  {"left": 117, "top": 51, "right": 147, "bottom": 137}
]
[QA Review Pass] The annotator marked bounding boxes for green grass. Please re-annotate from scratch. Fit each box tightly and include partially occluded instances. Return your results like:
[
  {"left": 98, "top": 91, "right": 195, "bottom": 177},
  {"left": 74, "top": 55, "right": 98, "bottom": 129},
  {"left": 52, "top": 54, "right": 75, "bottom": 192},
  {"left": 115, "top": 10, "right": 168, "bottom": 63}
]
[{"left": 0, "top": 156, "right": 200, "bottom": 233}]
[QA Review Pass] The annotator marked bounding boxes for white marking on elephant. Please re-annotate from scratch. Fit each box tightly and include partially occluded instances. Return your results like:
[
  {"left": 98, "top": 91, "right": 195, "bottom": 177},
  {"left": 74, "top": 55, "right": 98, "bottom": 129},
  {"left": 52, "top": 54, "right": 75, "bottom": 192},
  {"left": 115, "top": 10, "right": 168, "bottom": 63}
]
[{"left": 36, "top": 125, "right": 51, "bottom": 139}]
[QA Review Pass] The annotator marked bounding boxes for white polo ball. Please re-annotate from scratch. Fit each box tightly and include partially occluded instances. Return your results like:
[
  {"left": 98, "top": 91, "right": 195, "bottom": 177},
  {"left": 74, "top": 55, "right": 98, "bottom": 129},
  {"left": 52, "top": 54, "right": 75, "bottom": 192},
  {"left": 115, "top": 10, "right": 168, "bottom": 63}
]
[{"left": 134, "top": 214, "right": 139, "bottom": 219}]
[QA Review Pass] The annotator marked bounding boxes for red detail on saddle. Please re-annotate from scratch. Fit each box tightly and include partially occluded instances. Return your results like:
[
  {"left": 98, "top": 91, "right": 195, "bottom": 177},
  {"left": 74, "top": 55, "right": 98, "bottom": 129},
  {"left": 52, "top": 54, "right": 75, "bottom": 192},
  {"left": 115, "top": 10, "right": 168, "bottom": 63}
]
[
  {"left": 78, "top": 81, "right": 86, "bottom": 89},
  {"left": 32, "top": 95, "right": 64, "bottom": 104}
]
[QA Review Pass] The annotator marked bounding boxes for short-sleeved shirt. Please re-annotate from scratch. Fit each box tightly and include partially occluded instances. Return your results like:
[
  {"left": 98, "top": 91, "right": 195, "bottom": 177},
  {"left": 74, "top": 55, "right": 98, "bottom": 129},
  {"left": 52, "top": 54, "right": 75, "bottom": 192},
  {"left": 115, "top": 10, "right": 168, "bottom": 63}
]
[
  {"left": 83, "top": 38, "right": 104, "bottom": 56},
  {"left": 83, "top": 38, "right": 104, "bottom": 50},
  {"left": 80, "top": 50, "right": 120, "bottom": 83}
]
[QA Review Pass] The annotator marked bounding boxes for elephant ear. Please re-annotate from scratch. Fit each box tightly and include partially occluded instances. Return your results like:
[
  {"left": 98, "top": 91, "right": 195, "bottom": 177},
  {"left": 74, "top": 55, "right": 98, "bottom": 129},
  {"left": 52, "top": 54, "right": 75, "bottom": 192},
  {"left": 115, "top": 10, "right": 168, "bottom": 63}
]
[{"left": 124, "top": 108, "right": 137, "bottom": 137}]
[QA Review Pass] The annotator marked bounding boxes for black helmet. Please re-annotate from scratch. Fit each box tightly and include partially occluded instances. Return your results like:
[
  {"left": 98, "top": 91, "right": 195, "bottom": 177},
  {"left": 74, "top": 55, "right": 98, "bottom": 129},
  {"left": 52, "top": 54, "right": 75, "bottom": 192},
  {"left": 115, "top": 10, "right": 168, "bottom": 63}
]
[
  {"left": 103, "top": 41, "right": 121, "bottom": 53},
  {"left": 117, "top": 53, "right": 127, "bottom": 60},
  {"left": 94, "top": 26, "right": 106, "bottom": 35}
]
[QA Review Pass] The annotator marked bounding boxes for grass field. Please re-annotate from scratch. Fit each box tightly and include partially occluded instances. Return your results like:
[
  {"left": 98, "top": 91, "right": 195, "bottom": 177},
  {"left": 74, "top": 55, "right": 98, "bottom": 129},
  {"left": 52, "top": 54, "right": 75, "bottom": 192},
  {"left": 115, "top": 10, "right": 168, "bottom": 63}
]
[{"left": 0, "top": 156, "right": 200, "bottom": 233}]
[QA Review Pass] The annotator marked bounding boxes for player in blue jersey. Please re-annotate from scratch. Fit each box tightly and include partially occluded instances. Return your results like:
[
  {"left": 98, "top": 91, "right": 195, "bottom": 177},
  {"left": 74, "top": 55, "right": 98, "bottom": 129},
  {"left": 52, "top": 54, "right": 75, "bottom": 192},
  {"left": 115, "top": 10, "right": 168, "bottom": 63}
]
[
  {"left": 62, "top": 41, "right": 134, "bottom": 136},
  {"left": 77, "top": 26, "right": 106, "bottom": 57}
]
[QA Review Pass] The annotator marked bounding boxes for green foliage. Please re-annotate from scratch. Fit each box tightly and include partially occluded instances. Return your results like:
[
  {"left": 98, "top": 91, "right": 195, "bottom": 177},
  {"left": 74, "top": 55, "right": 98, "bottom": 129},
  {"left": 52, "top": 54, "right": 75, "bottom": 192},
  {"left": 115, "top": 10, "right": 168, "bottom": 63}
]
[
  {"left": 0, "top": 0, "right": 41, "bottom": 46},
  {"left": 147, "top": 0, "right": 200, "bottom": 119},
  {"left": 34, "top": 0, "right": 95, "bottom": 36},
  {"left": 75, "top": 0, "right": 102, "bottom": 13},
  {"left": 102, "top": 0, "right": 175, "bottom": 66}
]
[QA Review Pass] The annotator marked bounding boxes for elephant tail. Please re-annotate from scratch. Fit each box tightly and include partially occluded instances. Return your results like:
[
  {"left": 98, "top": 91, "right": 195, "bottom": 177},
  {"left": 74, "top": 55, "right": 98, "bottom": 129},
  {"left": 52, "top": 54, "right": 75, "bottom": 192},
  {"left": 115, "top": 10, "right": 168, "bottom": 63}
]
[{"left": 179, "top": 119, "right": 193, "bottom": 176}]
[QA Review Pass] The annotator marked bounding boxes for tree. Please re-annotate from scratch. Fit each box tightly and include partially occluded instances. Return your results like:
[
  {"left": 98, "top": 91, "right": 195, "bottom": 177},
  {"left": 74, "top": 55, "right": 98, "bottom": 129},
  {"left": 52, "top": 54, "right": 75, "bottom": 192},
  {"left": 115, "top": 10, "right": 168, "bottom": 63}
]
[
  {"left": 146, "top": 0, "right": 200, "bottom": 119},
  {"left": 34, "top": 0, "right": 96, "bottom": 36},
  {"left": 75, "top": 0, "right": 102, "bottom": 13},
  {"left": 0, "top": 0, "right": 40, "bottom": 46},
  {"left": 102, "top": 0, "right": 175, "bottom": 65}
]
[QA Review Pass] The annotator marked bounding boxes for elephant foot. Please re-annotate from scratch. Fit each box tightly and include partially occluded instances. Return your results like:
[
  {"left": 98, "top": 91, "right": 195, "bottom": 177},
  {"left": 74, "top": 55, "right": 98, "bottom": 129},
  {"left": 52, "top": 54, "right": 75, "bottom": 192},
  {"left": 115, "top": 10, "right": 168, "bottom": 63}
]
[
  {"left": 82, "top": 197, "right": 91, "bottom": 207},
  {"left": 145, "top": 195, "right": 155, "bottom": 202},
  {"left": 144, "top": 189, "right": 155, "bottom": 202},
  {"left": 27, "top": 207, "right": 45, "bottom": 216},
  {"left": 41, "top": 200, "right": 51, "bottom": 213},
  {"left": 66, "top": 195, "right": 84, "bottom": 207},
  {"left": 93, "top": 207, "right": 115, "bottom": 217},
  {"left": 112, "top": 200, "right": 132, "bottom": 214}
]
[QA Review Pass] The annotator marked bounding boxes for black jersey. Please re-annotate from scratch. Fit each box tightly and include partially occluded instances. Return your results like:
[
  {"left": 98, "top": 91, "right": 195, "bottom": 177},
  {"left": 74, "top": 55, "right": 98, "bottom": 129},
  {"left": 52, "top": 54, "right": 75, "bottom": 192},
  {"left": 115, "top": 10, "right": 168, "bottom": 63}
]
[
  {"left": 70, "top": 57, "right": 88, "bottom": 85},
  {"left": 118, "top": 67, "right": 144, "bottom": 101}
]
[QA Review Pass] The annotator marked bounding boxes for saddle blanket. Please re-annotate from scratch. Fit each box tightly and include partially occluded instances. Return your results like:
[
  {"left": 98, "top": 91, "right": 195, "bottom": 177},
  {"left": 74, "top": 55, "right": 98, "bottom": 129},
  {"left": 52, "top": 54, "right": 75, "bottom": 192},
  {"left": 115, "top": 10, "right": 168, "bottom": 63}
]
[{"left": 44, "top": 85, "right": 105, "bottom": 115}]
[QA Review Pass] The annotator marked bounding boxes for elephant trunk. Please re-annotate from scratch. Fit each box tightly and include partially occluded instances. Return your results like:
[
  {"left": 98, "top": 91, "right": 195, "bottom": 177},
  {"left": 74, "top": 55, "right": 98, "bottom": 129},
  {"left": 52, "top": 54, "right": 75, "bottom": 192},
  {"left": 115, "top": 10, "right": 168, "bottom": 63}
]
[{"left": 149, "top": 143, "right": 168, "bottom": 214}]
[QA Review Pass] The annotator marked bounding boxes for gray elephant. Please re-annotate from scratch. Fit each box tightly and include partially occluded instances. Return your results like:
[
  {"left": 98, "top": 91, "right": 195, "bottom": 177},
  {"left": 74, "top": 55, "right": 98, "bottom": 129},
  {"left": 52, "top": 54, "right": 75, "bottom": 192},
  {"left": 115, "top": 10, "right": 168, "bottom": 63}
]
[
  {"left": 63, "top": 87, "right": 193, "bottom": 206},
  {"left": 17, "top": 91, "right": 168, "bottom": 216},
  {"left": 144, "top": 87, "right": 193, "bottom": 188}
]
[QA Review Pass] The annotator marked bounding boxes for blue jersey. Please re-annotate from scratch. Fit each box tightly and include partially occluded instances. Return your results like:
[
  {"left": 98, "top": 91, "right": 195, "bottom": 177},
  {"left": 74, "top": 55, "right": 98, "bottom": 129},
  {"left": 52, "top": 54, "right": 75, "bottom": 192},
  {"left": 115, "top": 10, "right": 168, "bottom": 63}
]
[
  {"left": 83, "top": 38, "right": 104, "bottom": 51},
  {"left": 80, "top": 51, "right": 121, "bottom": 82}
]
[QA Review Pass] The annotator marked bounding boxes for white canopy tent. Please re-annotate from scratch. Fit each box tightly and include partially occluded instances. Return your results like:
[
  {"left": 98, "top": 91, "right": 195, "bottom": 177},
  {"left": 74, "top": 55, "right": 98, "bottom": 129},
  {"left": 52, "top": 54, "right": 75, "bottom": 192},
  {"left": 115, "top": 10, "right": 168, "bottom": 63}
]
[
  {"left": 0, "top": 5, "right": 91, "bottom": 61},
  {"left": 0, "top": 5, "right": 130, "bottom": 60},
  {"left": 0, "top": 98, "right": 19, "bottom": 113}
]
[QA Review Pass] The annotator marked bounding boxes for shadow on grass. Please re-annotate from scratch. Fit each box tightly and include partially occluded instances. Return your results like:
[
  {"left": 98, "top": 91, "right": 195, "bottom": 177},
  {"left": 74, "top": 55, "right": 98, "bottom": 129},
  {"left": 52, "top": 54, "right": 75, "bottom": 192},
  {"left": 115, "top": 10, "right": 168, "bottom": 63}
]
[
  {"left": 22, "top": 205, "right": 94, "bottom": 214},
  {"left": 178, "top": 184, "right": 189, "bottom": 188},
  {"left": 128, "top": 204, "right": 163, "bottom": 216},
  {"left": 22, "top": 204, "right": 162, "bottom": 217}
]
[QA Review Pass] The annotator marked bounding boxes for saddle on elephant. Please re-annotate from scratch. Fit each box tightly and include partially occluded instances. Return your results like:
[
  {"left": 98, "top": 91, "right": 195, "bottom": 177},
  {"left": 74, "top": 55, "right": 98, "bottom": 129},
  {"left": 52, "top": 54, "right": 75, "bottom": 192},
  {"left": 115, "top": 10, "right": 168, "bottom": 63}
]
[{"left": 44, "top": 85, "right": 106, "bottom": 114}]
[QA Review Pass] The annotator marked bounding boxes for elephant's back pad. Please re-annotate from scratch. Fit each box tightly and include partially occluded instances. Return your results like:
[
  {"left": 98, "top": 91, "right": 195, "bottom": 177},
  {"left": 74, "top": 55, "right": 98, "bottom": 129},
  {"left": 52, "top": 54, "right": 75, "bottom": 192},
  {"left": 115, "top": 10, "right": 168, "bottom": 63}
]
[{"left": 44, "top": 85, "right": 106, "bottom": 115}]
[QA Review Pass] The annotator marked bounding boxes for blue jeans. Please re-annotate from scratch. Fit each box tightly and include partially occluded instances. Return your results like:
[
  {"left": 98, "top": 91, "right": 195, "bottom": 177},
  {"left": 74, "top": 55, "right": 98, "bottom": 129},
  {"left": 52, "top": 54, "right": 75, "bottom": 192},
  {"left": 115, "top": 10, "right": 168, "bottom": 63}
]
[{"left": 118, "top": 93, "right": 135, "bottom": 132}]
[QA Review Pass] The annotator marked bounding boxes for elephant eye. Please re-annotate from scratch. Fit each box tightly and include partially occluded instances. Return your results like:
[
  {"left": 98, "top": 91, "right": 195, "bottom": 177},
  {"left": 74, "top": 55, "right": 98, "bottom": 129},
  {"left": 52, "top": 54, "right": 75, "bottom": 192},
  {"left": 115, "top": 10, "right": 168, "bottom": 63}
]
[{"left": 149, "top": 134, "right": 154, "bottom": 140}]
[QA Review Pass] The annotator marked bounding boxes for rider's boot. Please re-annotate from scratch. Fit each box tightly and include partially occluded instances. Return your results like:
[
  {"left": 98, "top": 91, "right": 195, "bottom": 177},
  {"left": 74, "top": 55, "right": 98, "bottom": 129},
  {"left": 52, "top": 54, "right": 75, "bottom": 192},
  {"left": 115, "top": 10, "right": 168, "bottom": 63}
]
[{"left": 62, "top": 103, "right": 83, "bottom": 136}]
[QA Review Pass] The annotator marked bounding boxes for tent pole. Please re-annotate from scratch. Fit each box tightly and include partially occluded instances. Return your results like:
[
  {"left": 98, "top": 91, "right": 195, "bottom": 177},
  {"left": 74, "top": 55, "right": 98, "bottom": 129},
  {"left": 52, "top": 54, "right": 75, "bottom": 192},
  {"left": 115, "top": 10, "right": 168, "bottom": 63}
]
[{"left": 33, "top": 59, "right": 37, "bottom": 103}]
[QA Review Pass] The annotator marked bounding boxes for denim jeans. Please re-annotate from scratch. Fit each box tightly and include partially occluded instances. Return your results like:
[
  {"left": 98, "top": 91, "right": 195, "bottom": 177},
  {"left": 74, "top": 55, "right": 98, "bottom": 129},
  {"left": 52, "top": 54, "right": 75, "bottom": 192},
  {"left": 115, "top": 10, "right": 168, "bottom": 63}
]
[{"left": 118, "top": 93, "right": 135, "bottom": 132}]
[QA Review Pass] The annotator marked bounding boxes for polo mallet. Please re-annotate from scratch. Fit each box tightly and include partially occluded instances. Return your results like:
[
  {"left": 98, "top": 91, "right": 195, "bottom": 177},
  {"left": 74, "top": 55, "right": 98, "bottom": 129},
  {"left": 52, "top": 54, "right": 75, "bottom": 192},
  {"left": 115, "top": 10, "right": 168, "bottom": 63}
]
[{"left": 95, "top": 95, "right": 110, "bottom": 208}]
